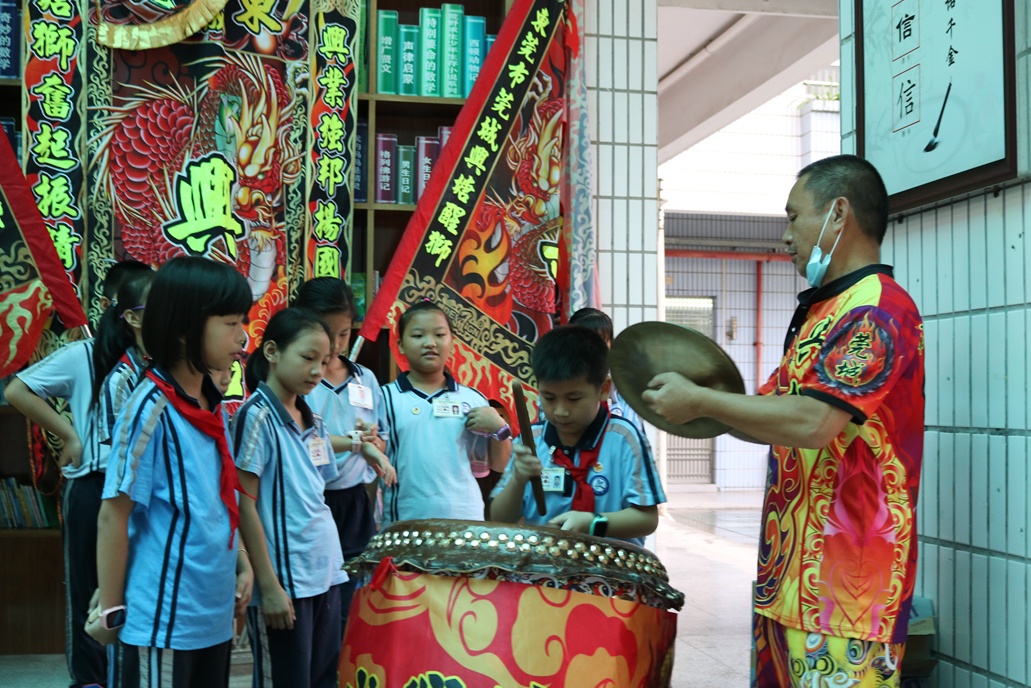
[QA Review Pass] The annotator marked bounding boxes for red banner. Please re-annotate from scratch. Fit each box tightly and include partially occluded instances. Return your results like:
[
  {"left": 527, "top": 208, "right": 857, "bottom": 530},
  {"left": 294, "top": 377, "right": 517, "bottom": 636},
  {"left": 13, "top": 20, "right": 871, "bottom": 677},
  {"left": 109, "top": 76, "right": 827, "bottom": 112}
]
[
  {"left": 357, "top": 0, "right": 577, "bottom": 418},
  {"left": 0, "top": 129, "right": 87, "bottom": 377},
  {"left": 341, "top": 564, "right": 678, "bottom": 687}
]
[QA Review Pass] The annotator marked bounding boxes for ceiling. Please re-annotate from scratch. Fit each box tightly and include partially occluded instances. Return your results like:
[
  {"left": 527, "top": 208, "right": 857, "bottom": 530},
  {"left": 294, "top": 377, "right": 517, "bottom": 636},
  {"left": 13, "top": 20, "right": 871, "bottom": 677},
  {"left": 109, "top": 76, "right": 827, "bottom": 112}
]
[{"left": 656, "top": 0, "right": 840, "bottom": 163}]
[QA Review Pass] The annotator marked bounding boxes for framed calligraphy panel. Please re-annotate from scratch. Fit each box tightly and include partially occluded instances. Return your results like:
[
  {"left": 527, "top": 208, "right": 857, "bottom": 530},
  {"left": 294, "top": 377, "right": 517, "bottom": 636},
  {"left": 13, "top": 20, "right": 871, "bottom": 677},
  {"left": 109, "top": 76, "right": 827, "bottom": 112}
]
[{"left": 855, "top": 0, "right": 1016, "bottom": 212}]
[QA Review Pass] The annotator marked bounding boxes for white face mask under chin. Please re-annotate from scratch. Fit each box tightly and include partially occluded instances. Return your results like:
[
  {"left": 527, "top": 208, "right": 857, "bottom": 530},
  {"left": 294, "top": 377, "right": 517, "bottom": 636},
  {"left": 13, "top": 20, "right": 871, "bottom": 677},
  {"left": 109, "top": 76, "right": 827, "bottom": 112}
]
[{"left": 805, "top": 205, "right": 843, "bottom": 288}]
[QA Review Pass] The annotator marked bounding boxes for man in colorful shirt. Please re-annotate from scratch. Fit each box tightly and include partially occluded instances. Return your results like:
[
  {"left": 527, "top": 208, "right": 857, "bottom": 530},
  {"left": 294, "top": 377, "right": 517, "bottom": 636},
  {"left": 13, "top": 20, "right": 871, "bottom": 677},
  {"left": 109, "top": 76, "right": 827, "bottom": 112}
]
[{"left": 643, "top": 155, "right": 924, "bottom": 687}]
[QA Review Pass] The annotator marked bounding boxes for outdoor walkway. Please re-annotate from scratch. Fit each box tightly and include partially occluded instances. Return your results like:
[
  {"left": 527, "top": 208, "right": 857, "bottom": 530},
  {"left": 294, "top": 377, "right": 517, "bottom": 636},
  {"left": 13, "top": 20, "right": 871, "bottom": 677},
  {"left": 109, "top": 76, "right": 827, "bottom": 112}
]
[{"left": 0, "top": 490, "right": 764, "bottom": 688}]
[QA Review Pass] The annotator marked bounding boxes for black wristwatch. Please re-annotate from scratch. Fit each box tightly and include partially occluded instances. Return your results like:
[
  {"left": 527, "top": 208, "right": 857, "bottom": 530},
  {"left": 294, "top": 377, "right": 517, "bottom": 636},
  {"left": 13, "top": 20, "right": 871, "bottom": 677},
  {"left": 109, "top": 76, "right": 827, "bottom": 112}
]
[{"left": 589, "top": 513, "right": 608, "bottom": 537}]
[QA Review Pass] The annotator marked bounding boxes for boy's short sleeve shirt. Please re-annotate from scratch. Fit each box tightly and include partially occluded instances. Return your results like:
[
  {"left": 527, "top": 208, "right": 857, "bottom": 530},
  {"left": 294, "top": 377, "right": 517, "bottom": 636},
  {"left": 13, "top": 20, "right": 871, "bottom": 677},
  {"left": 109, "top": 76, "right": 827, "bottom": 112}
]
[
  {"left": 15, "top": 339, "right": 108, "bottom": 477},
  {"left": 305, "top": 358, "right": 386, "bottom": 490},
  {"left": 102, "top": 371, "right": 237, "bottom": 650},
  {"left": 491, "top": 410, "right": 666, "bottom": 547},
  {"left": 98, "top": 347, "right": 148, "bottom": 446},
  {"left": 231, "top": 384, "right": 346, "bottom": 604},
  {"left": 756, "top": 266, "right": 924, "bottom": 644}
]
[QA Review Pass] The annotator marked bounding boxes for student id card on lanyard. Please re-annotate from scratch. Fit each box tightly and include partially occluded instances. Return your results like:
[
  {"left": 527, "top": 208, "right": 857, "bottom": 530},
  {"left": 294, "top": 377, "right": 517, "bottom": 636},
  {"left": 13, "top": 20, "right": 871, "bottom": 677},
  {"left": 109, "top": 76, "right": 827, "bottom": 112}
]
[
  {"left": 309, "top": 437, "right": 330, "bottom": 466},
  {"left": 433, "top": 399, "right": 463, "bottom": 418},
  {"left": 348, "top": 383, "right": 374, "bottom": 410}
]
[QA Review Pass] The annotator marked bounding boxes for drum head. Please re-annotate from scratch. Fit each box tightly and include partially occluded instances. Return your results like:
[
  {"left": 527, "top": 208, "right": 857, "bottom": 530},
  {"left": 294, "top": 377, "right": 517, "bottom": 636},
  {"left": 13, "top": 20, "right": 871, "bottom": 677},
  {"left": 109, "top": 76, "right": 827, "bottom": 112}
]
[{"left": 610, "top": 321, "right": 746, "bottom": 438}]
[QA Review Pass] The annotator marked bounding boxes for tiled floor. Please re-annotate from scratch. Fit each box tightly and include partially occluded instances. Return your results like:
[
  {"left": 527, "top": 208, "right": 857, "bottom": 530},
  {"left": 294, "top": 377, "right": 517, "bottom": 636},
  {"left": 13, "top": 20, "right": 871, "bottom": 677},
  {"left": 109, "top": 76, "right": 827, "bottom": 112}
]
[{"left": 0, "top": 490, "right": 764, "bottom": 687}]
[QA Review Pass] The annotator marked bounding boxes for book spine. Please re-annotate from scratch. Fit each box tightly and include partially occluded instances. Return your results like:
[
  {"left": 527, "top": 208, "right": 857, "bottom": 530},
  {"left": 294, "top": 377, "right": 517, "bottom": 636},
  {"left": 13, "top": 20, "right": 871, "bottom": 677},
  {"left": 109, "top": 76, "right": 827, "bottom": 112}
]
[
  {"left": 358, "top": 0, "right": 369, "bottom": 93},
  {"left": 440, "top": 4, "right": 464, "bottom": 98},
  {"left": 355, "top": 120, "right": 368, "bottom": 203},
  {"left": 397, "top": 24, "right": 419, "bottom": 96},
  {"left": 0, "top": 3, "right": 19, "bottom": 80},
  {"left": 415, "top": 136, "right": 440, "bottom": 200},
  {"left": 351, "top": 272, "right": 367, "bottom": 320},
  {"left": 374, "top": 133, "right": 397, "bottom": 204},
  {"left": 463, "top": 16, "right": 485, "bottom": 97},
  {"left": 418, "top": 8, "right": 441, "bottom": 97},
  {"left": 397, "top": 144, "right": 415, "bottom": 205},
  {"left": 376, "top": 10, "right": 399, "bottom": 95},
  {"left": 437, "top": 126, "right": 452, "bottom": 152},
  {"left": 486, "top": 34, "right": 496, "bottom": 56}
]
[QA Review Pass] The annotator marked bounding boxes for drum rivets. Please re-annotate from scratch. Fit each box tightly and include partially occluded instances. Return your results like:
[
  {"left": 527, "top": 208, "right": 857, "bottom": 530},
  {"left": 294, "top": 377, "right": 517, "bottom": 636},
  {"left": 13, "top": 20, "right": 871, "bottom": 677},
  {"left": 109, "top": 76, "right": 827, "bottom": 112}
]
[
  {"left": 535, "top": 545, "right": 547, "bottom": 554},
  {"left": 488, "top": 541, "right": 499, "bottom": 549},
  {"left": 615, "top": 559, "right": 624, "bottom": 567},
  {"left": 415, "top": 538, "right": 423, "bottom": 546},
  {"left": 604, "top": 547, "right": 615, "bottom": 557},
  {"left": 617, "top": 549, "right": 626, "bottom": 559},
  {"left": 528, "top": 535, "right": 539, "bottom": 544},
  {"left": 548, "top": 546, "right": 560, "bottom": 556},
  {"left": 557, "top": 539, "right": 569, "bottom": 550},
  {"left": 402, "top": 530, "right": 411, "bottom": 537},
  {"left": 480, "top": 532, "right": 491, "bottom": 541},
  {"left": 448, "top": 531, "right": 459, "bottom": 539},
  {"left": 506, "top": 542, "right": 516, "bottom": 551},
  {"left": 454, "top": 538, "right": 465, "bottom": 546},
  {"left": 543, "top": 536, "right": 554, "bottom": 546},
  {"left": 599, "top": 556, "right": 608, "bottom": 564},
  {"left": 585, "top": 553, "right": 594, "bottom": 562},
  {"left": 470, "top": 540, "right": 481, "bottom": 548},
  {"left": 498, "top": 534, "right": 509, "bottom": 542},
  {"left": 520, "top": 543, "right": 531, "bottom": 552},
  {"left": 589, "top": 544, "right": 600, "bottom": 553},
  {"left": 574, "top": 542, "right": 586, "bottom": 552},
  {"left": 567, "top": 550, "right": 577, "bottom": 559},
  {"left": 514, "top": 534, "right": 524, "bottom": 542},
  {"left": 464, "top": 531, "right": 474, "bottom": 540}
]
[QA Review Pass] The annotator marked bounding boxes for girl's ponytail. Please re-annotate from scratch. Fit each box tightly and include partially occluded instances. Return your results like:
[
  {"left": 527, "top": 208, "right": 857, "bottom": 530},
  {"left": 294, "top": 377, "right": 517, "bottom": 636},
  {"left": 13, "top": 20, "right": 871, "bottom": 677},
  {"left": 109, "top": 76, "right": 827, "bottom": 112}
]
[{"left": 91, "top": 270, "right": 156, "bottom": 406}]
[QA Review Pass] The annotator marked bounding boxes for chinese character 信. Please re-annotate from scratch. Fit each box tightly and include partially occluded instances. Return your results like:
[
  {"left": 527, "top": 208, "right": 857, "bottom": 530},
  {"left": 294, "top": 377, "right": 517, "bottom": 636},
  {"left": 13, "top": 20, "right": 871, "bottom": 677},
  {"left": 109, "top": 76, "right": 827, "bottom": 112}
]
[
  {"left": 424, "top": 230, "right": 453, "bottom": 267},
  {"left": 895, "top": 13, "right": 915, "bottom": 43},
  {"left": 164, "top": 156, "right": 244, "bottom": 257},
  {"left": 896, "top": 79, "right": 916, "bottom": 117}
]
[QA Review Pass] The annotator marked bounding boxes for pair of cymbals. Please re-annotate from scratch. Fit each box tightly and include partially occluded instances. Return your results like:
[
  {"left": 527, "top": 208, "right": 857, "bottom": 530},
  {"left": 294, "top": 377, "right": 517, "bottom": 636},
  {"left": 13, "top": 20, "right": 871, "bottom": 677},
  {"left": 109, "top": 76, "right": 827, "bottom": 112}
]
[{"left": 609, "top": 321, "right": 761, "bottom": 442}]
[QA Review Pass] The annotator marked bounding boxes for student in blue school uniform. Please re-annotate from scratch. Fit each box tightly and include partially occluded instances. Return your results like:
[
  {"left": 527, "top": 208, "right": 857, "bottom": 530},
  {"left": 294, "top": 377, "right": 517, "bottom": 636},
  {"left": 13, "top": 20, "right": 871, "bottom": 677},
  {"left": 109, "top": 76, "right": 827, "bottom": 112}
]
[
  {"left": 233, "top": 307, "right": 347, "bottom": 688},
  {"left": 567, "top": 307, "right": 648, "bottom": 436},
  {"left": 380, "top": 300, "right": 512, "bottom": 526},
  {"left": 4, "top": 259, "right": 150, "bottom": 688},
  {"left": 489, "top": 326, "right": 666, "bottom": 547},
  {"left": 88, "top": 257, "right": 254, "bottom": 688},
  {"left": 292, "top": 278, "right": 393, "bottom": 631}
]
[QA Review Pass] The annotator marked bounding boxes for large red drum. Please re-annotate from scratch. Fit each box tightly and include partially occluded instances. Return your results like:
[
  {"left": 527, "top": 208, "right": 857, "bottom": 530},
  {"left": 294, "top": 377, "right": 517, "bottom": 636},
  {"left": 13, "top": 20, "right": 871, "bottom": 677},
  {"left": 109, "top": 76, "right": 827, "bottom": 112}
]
[{"left": 340, "top": 519, "right": 684, "bottom": 688}]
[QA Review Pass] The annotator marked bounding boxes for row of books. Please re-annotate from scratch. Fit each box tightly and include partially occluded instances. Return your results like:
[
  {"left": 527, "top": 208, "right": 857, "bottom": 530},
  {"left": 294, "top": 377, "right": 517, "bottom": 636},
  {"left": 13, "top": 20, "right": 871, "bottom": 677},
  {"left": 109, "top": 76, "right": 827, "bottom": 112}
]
[
  {"left": 355, "top": 122, "right": 452, "bottom": 205},
  {"left": 0, "top": 477, "right": 59, "bottom": 529},
  {"left": 0, "top": 2, "right": 21, "bottom": 80},
  {"left": 376, "top": 4, "right": 495, "bottom": 98}
]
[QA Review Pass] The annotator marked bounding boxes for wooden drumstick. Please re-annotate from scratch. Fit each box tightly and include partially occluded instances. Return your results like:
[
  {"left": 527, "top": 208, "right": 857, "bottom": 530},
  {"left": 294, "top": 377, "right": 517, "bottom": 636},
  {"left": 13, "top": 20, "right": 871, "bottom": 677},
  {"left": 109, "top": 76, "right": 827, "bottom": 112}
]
[{"left": 512, "top": 382, "right": 547, "bottom": 516}]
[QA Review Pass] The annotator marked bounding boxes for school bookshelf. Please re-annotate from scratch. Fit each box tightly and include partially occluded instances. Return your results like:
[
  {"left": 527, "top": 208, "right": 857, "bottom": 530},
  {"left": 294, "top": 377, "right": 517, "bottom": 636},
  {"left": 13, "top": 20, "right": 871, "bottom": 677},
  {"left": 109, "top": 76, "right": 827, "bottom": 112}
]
[
  {"left": 350, "top": 0, "right": 509, "bottom": 379},
  {"left": 0, "top": 404, "right": 65, "bottom": 655}
]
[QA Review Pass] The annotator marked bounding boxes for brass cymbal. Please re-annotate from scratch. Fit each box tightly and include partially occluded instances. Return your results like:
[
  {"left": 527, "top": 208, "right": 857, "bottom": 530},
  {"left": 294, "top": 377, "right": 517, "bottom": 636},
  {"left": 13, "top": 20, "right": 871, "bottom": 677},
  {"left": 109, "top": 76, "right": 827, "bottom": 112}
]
[{"left": 610, "top": 322, "right": 745, "bottom": 438}]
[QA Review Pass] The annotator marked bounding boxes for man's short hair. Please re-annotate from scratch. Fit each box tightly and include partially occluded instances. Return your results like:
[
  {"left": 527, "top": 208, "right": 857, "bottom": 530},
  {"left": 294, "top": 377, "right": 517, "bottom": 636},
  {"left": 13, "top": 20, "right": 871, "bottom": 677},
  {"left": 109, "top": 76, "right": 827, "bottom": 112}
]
[
  {"left": 797, "top": 154, "right": 889, "bottom": 244},
  {"left": 568, "top": 307, "right": 613, "bottom": 345},
  {"left": 532, "top": 326, "right": 608, "bottom": 387}
]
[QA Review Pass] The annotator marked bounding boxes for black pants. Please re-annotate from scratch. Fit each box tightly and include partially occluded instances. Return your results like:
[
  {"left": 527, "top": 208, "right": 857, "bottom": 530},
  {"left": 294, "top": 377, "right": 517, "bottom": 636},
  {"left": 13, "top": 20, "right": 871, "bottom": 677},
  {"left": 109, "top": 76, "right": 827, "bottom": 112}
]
[
  {"left": 63, "top": 472, "right": 106, "bottom": 688},
  {"left": 248, "top": 585, "right": 342, "bottom": 688},
  {"left": 325, "top": 484, "right": 376, "bottom": 631},
  {"left": 121, "top": 641, "right": 232, "bottom": 688}
]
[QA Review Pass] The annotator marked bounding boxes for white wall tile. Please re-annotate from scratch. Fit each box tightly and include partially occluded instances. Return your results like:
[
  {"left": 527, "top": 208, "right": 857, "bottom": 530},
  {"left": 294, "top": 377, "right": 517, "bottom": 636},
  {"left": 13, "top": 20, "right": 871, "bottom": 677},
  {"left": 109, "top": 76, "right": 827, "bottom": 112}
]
[
  {"left": 1007, "top": 438, "right": 1027, "bottom": 557},
  {"left": 987, "top": 312, "right": 1007, "bottom": 428},
  {"left": 595, "top": 37, "right": 612, "bottom": 89},
  {"left": 938, "top": 433, "right": 955, "bottom": 542},
  {"left": 597, "top": 0, "right": 612, "bottom": 35},
  {"left": 970, "top": 553, "right": 989, "bottom": 668},
  {"left": 1007, "top": 562, "right": 1027, "bottom": 685},
  {"left": 968, "top": 195, "right": 987, "bottom": 310},
  {"left": 953, "top": 316, "right": 971, "bottom": 427},
  {"left": 951, "top": 204, "right": 970, "bottom": 312},
  {"left": 628, "top": 252, "right": 644, "bottom": 306},
  {"left": 1004, "top": 185, "right": 1025, "bottom": 305},
  {"left": 629, "top": 145, "right": 643, "bottom": 199},
  {"left": 936, "top": 206, "right": 954, "bottom": 314},
  {"left": 627, "top": 0, "right": 642, "bottom": 39},
  {"left": 988, "top": 556, "right": 1008, "bottom": 676},
  {"left": 612, "top": 251, "right": 628, "bottom": 304},
  {"left": 988, "top": 435, "right": 1008, "bottom": 553},
  {"left": 612, "top": 38, "right": 628, "bottom": 91},
  {"left": 920, "top": 213, "right": 939, "bottom": 316},
  {"left": 614, "top": 145, "right": 628, "bottom": 195},
  {"left": 954, "top": 550, "right": 972, "bottom": 663},
  {"left": 970, "top": 435, "right": 989, "bottom": 549},
  {"left": 598, "top": 144, "right": 613, "bottom": 196},
  {"left": 613, "top": 91, "right": 628, "bottom": 144},
  {"left": 1006, "top": 310, "right": 1026, "bottom": 430},
  {"left": 954, "top": 433, "right": 971, "bottom": 546},
  {"left": 969, "top": 314, "right": 989, "bottom": 428},
  {"left": 984, "top": 193, "right": 1005, "bottom": 308},
  {"left": 612, "top": 198, "right": 627, "bottom": 251},
  {"left": 923, "top": 432, "right": 939, "bottom": 538},
  {"left": 598, "top": 90, "right": 613, "bottom": 144},
  {"left": 938, "top": 546, "right": 955, "bottom": 656},
  {"left": 939, "top": 319, "right": 955, "bottom": 426}
]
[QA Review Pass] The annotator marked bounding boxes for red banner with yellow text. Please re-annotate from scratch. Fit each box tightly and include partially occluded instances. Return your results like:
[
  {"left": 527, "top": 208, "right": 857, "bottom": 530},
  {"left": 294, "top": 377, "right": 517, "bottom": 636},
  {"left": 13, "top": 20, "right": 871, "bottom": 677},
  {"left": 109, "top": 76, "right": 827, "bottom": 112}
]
[{"left": 358, "top": 0, "right": 580, "bottom": 417}]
